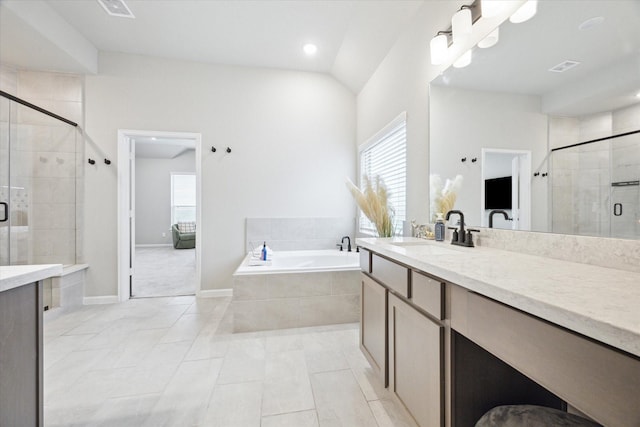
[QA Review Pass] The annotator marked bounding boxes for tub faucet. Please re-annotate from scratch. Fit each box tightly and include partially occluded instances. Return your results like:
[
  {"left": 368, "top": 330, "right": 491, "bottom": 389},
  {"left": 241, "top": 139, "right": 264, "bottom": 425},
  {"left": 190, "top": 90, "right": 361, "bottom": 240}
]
[
  {"left": 488, "top": 209, "right": 510, "bottom": 228},
  {"left": 341, "top": 236, "right": 352, "bottom": 252}
]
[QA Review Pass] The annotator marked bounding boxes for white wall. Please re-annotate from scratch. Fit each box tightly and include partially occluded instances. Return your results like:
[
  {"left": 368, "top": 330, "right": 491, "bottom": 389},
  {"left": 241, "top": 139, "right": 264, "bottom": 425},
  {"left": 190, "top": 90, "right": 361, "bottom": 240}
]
[
  {"left": 135, "top": 150, "right": 195, "bottom": 245},
  {"left": 84, "top": 52, "right": 356, "bottom": 297},
  {"left": 430, "top": 86, "right": 548, "bottom": 231}
]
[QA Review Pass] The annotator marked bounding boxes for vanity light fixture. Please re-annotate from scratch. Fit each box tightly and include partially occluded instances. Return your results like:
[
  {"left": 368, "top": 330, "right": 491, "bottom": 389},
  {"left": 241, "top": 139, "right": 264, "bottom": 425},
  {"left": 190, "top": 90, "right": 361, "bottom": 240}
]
[
  {"left": 510, "top": 0, "right": 537, "bottom": 24},
  {"left": 453, "top": 50, "right": 472, "bottom": 68},
  {"left": 303, "top": 43, "right": 318, "bottom": 56},
  {"left": 430, "top": 31, "right": 451, "bottom": 65},
  {"left": 478, "top": 27, "right": 499, "bottom": 48}
]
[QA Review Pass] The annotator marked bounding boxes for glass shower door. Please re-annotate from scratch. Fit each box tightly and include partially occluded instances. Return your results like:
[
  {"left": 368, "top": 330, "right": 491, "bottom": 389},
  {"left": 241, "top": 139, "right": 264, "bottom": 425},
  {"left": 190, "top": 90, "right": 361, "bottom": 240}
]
[
  {"left": 0, "top": 96, "right": 9, "bottom": 265},
  {"left": 610, "top": 132, "right": 640, "bottom": 239}
]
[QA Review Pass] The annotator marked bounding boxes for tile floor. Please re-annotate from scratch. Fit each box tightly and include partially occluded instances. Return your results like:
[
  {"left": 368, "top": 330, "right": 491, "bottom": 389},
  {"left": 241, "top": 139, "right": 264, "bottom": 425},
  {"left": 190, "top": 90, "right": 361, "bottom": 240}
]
[
  {"left": 44, "top": 295, "right": 418, "bottom": 427},
  {"left": 133, "top": 246, "right": 196, "bottom": 297}
]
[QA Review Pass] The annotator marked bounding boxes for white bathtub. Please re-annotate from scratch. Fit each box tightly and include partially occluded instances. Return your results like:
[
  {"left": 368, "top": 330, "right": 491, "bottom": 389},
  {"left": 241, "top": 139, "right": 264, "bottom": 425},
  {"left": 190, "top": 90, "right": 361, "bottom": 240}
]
[
  {"left": 234, "top": 249, "right": 360, "bottom": 275},
  {"left": 232, "top": 249, "right": 361, "bottom": 332}
]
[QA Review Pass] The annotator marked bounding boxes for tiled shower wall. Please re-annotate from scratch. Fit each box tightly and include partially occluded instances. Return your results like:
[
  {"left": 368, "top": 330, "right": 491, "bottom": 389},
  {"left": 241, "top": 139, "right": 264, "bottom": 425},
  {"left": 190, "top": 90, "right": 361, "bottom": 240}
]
[
  {"left": 0, "top": 64, "right": 84, "bottom": 265},
  {"left": 549, "top": 103, "right": 640, "bottom": 238},
  {"left": 245, "top": 217, "right": 355, "bottom": 253}
]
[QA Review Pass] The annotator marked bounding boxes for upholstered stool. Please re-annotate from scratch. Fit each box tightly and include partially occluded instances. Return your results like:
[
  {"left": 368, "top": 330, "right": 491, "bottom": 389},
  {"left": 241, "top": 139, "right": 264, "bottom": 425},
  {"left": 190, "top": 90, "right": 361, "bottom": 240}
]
[{"left": 475, "top": 405, "right": 602, "bottom": 427}]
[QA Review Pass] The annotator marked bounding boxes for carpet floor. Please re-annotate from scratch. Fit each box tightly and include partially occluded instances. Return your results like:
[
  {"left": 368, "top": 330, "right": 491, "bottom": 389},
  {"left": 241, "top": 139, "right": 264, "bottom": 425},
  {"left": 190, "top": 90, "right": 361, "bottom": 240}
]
[{"left": 133, "top": 246, "right": 196, "bottom": 297}]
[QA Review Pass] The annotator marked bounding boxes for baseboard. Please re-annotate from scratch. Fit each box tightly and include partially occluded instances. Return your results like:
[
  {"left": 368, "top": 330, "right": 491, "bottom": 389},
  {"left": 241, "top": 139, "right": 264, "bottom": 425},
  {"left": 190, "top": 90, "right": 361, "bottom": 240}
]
[
  {"left": 83, "top": 295, "right": 119, "bottom": 305},
  {"left": 135, "top": 244, "right": 173, "bottom": 248},
  {"left": 197, "top": 288, "right": 233, "bottom": 298}
]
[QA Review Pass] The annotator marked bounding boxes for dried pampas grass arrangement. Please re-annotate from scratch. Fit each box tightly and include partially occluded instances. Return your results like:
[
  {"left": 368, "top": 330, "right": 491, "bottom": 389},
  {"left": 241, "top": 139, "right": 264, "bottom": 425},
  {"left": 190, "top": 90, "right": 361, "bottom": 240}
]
[
  {"left": 430, "top": 174, "right": 463, "bottom": 221},
  {"left": 346, "top": 175, "right": 395, "bottom": 237}
]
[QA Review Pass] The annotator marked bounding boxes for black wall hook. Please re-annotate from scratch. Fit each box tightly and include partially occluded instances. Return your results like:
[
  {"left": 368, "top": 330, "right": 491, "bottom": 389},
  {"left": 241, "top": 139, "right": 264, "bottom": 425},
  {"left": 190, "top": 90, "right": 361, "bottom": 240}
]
[
  {"left": 104, "top": 159, "right": 111, "bottom": 165},
  {"left": 88, "top": 158, "right": 95, "bottom": 165},
  {"left": 533, "top": 172, "right": 540, "bottom": 177},
  {"left": 542, "top": 173, "right": 548, "bottom": 177},
  {"left": 471, "top": 158, "right": 477, "bottom": 163},
  {"left": 211, "top": 146, "right": 217, "bottom": 152},
  {"left": 461, "top": 157, "right": 467, "bottom": 162},
  {"left": 226, "top": 147, "right": 232, "bottom": 153}
]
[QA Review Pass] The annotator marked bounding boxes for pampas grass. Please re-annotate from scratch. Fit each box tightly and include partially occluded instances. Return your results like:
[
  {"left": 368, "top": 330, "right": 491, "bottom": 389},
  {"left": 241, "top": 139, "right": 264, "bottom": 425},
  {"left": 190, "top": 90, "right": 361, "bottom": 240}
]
[
  {"left": 346, "top": 175, "right": 395, "bottom": 237},
  {"left": 430, "top": 174, "right": 463, "bottom": 221}
]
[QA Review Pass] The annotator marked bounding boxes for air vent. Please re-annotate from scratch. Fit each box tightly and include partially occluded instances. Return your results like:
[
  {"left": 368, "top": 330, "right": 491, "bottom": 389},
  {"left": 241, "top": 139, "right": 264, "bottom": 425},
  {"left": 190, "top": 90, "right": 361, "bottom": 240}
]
[
  {"left": 97, "top": 0, "right": 135, "bottom": 18},
  {"left": 548, "top": 60, "right": 580, "bottom": 73}
]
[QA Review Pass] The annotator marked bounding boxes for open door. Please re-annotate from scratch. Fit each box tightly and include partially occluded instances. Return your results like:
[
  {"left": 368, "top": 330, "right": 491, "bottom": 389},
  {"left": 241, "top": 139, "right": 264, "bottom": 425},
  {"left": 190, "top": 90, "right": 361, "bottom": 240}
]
[{"left": 511, "top": 154, "right": 531, "bottom": 231}]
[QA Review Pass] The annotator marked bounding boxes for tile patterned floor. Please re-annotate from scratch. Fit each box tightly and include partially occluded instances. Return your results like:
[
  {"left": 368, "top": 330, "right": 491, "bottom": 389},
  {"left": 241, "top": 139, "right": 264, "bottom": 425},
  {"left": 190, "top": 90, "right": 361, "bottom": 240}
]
[{"left": 44, "top": 296, "right": 418, "bottom": 427}]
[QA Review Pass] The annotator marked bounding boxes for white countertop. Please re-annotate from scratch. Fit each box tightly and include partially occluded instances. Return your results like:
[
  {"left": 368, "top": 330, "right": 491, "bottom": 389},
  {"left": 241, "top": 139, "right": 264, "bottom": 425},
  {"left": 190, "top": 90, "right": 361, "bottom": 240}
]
[
  {"left": 0, "top": 264, "right": 63, "bottom": 293},
  {"left": 357, "top": 237, "right": 640, "bottom": 358}
]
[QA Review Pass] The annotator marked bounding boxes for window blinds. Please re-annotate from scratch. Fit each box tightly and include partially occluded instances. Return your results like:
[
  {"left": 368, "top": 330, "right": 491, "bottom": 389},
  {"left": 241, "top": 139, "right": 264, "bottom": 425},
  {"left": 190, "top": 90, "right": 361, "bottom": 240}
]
[{"left": 359, "top": 113, "right": 407, "bottom": 236}]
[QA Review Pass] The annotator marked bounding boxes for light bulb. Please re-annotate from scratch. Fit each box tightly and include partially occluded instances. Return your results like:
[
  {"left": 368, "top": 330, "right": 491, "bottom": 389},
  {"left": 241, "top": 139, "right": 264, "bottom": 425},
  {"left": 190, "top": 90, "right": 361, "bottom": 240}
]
[
  {"left": 481, "top": 0, "right": 504, "bottom": 18},
  {"left": 478, "top": 27, "right": 499, "bottom": 48},
  {"left": 452, "top": 8, "right": 472, "bottom": 44},
  {"left": 430, "top": 34, "right": 449, "bottom": 65},
  {"left": 510, "top": 0, "right": 537, "bottom": 24},
  {"left": 453, "top": 50, "right": 472, "bottom": 68}
]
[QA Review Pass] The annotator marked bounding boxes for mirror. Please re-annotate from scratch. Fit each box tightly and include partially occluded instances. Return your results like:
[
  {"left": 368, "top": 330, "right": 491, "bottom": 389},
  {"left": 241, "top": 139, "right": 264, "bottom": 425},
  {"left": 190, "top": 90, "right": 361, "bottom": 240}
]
[{"left": 429, "top": 0, "right": 640, "bottom": 239}]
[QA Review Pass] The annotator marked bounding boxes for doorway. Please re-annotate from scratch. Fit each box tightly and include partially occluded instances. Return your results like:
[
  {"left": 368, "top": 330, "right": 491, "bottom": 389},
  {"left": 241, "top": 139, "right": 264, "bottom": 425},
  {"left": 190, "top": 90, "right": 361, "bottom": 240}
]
[
  {"left": 480, "top": 149, "right": 531, "bottom": 230},
  {"left": 117, "top": 130, "right": 202, "bottom": 301}
]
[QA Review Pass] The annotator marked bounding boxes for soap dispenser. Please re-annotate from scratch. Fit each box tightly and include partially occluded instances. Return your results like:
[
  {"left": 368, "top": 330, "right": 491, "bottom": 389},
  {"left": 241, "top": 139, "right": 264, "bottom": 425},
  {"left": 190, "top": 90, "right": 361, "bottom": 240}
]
[{"left": 435, "top": 213, "right": 445, "bottom": 242}]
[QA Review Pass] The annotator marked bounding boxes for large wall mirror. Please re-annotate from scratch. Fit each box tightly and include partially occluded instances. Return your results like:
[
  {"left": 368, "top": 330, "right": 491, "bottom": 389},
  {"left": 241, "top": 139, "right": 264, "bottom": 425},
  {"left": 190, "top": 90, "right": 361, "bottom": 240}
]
[{"left": 429, "top": 0, "right": 640, "bottom": 239}]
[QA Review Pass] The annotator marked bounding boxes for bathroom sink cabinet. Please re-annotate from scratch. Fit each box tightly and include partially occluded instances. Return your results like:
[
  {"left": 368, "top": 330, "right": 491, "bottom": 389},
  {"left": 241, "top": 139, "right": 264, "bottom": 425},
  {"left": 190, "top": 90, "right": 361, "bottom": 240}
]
[{"left": 359, "top": 245, "right": 640, "bottom": 427}]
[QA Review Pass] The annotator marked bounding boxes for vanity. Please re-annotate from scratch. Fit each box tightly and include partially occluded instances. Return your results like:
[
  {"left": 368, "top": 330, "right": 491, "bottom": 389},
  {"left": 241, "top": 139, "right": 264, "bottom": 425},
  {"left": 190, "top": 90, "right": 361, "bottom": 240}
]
[
  {"left": 357, "top": 237, "right": 639, "bottom": 427},
  {"left": 0, "top": 264, "right": 62, "bottom": 427}
]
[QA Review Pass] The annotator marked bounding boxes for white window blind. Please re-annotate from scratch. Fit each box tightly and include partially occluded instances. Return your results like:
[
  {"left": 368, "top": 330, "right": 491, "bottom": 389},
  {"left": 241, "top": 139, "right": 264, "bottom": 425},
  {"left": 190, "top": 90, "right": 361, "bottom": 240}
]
[
  {"left": 171, "top": 173, "right": 196, "bottom": 224},
  {"left": 358, "top": 112, "right": 406, "bottom": 236}
]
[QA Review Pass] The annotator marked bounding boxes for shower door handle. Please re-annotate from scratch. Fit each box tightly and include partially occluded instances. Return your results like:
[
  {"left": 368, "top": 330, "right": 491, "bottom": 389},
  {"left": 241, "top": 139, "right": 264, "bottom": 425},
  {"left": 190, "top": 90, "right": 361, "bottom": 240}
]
[
  {"left": 613, "top": 203, "right": 623, "bottom": 216},
  {"left": 0, "top": 202, "right": 7, "bottom": 222}
]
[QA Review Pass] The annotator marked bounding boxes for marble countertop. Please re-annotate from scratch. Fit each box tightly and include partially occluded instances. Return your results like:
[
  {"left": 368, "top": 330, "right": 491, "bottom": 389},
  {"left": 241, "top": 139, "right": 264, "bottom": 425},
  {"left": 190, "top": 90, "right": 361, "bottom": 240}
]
[
  {"left": 357, "top": 237, "right": 640, "bottom": 358},
  {"left": 0, "top": 264, "right": 63, "bottom": 293}
]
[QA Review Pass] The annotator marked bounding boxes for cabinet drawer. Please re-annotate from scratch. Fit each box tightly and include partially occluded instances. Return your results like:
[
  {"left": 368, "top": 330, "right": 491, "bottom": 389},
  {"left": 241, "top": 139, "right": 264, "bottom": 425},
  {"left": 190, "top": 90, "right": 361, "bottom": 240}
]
[
  {"left": 371, "top": 254, "right": 409, "bottom": 297},
  {"left": 411, "top": 271, "right": 443, "bottom": 319},
  {"left": 359, "top": 248, "right": 371, "bottom": 273}
]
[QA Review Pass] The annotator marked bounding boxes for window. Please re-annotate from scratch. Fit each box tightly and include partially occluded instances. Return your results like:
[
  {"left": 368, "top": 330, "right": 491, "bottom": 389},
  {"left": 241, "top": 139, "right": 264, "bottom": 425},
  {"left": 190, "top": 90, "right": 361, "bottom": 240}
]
[
  {"left": 171, "top": 173, "right": 196, "bottom": 224},
  {"left": 358, "top": 112, "right": 406, "bottom": 236}
]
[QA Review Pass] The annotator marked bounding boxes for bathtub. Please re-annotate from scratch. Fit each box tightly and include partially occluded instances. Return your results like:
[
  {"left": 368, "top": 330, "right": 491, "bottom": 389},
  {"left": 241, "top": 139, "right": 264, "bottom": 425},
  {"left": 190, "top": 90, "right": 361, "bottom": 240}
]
[
  {"left": 234, "top": 249, "right": 360, "bottom": 275},
  {"left": 232, "top": 249, "right": 361, "bottom": 332}
]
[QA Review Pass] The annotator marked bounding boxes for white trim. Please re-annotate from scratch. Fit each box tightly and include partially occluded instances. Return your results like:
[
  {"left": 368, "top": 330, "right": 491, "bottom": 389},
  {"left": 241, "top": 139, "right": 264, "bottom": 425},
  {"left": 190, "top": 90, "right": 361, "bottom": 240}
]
[
  {"left": 83, "top": 296, "right": 119, "bottom": 305},
  {"left": 359, "top": 111, "right": 407, "bottom": 152},
  {"left": 197, "top": 289, "right": 233, "bottom": 298},
  {"left": 135, "top": 244, "right": 173, "bottom": 248},
  {"left": 118, "top": 129, "right": 203, "bottom": 303}
]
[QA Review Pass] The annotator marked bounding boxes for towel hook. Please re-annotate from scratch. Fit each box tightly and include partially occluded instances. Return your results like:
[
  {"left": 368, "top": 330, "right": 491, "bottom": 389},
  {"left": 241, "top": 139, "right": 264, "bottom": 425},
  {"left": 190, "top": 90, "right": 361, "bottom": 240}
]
[
  {"left": 226, "top": 147, "right": 232, "bottom": 153},
  {"left": 211, "top": 146, "right": 217, "bottom": 152},
  {"left": 88, "top": 158, "right": 96, "bottom": 165}
]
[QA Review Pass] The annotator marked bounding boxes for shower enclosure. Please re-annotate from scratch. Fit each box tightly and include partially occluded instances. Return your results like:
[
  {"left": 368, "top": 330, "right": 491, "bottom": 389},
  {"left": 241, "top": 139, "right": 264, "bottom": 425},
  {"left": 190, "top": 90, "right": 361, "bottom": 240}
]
[
  {"left": 0, "top": 91, "right": 81, "bottom": 267},
  {"left": 551, "top": 130, "right": 640, "bottom": 239}
]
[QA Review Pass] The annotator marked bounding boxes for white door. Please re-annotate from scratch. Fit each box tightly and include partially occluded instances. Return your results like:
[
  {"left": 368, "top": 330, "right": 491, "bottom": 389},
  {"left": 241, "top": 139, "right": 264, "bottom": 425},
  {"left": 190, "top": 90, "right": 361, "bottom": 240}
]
[
  {"left": 129, "top": 139, "right": 136, "bottom": 297},
  {"left": 511, "top": 155, "right": 531, "bottom": 231}
]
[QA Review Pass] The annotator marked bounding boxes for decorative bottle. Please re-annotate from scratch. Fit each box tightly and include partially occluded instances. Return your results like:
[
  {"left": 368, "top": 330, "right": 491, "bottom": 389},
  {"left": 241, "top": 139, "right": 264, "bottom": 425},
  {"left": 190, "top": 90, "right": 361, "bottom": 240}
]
[{"left": 435, "top": 213, "right": 445, "bottom": 242}]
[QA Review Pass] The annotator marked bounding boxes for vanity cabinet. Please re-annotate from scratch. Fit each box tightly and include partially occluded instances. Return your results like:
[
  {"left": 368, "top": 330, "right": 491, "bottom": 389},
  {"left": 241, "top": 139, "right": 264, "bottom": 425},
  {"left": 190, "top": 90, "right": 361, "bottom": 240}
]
[
  {"left": 360, "top": 274, "right": 387, "bottom": 384},
  {"left": 360, "top": 251, "right": 445, "bottom": 427},
  {"left": 388, "top": 292, "right": 443, "bottom": 427}
]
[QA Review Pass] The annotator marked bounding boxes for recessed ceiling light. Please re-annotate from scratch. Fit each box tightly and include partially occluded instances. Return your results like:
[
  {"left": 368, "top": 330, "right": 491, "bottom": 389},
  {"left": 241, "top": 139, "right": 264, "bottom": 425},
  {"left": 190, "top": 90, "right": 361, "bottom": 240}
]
[
  {"left": 579, "top": 16, "right": 605, "bottom": 31},
  {"left": 303, "top": 43, "right": 318, "bottom": 56}
]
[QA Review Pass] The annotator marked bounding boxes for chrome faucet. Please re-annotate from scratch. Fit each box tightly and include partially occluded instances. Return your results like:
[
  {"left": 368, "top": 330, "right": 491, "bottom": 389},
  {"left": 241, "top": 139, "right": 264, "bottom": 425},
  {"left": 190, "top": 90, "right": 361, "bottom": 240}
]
[
  {"left": 488, "top": 209, "right": 510, "bottom": 228},
  {"left": 341, "top": 236, "right": 352, "bottom": 252},
  {"left": 445, "top": 210, "right": 478, "bottom": 247}
]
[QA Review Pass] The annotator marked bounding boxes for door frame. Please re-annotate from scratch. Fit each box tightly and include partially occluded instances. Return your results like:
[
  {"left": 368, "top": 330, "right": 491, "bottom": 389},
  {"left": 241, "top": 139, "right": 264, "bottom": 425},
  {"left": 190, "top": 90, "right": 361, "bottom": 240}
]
[
  {"left": 480, "top": 148, "right": 532, "bottom": 230},
  {"left": 117, "top": 129, "right": 202, "bottom": 302}
]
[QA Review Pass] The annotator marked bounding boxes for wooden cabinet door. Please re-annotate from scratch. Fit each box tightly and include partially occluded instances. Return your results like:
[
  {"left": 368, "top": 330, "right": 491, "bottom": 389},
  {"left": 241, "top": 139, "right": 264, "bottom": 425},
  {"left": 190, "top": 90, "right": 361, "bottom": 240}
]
[
  {"left": 389, "top": 293, "right": 443, "bottom": 427},
  {"left": 360, "top": 274, "right": 387, "bottom": 385}
]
